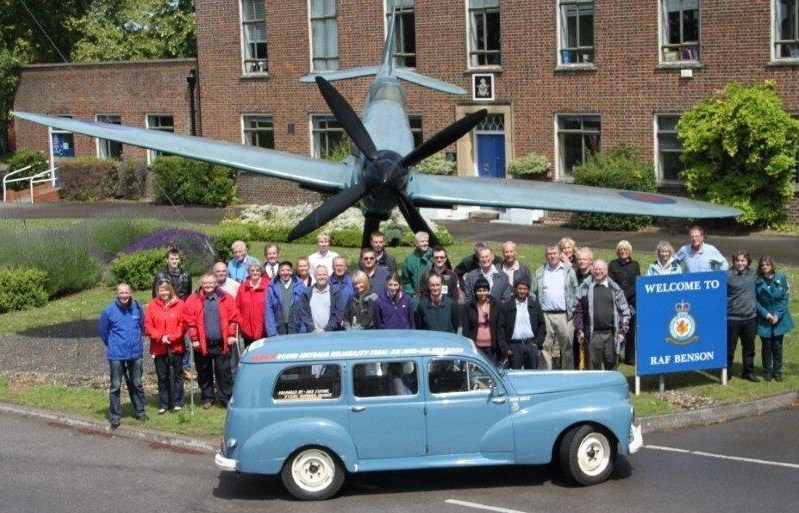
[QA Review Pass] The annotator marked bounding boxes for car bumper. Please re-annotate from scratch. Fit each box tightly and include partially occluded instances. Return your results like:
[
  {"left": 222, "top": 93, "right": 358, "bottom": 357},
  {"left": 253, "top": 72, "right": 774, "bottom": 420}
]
[
  {"left": 629, "top": 423, "right": 643, "bottom": 454},
  {"left": 215, "top": 451, "right": 238, "bottom": 472}
]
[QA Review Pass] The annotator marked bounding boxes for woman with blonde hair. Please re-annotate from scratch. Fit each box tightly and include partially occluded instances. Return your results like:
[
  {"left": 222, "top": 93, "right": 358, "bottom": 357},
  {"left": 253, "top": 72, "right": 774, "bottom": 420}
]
[
  {"left": 344, "top": 271, "right": 378, "bottom": 330},
  {"left": 558, "top": 237, "right": 578, "bottom": 271},
  {"left": 144, "top": 280, "right": 187, "bottom": 414},
  {"left": 608, "top": 240, "right": 640, "bottom": 365},
  {"left": 646, "top": 240, "right": 682, "bottom": 275}
]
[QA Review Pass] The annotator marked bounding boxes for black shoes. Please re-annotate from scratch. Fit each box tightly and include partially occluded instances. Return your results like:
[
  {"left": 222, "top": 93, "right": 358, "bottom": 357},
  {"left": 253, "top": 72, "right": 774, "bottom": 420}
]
[
  {"left": 136, "top": 413, "right": 150, "bottom": 421},
  {"left": 110, "top": 420, "right": 120, "bottom": 430},
  {"left": 742, "top": 374, "right": 760, "bottom": 383},
  {"left": 774, "top": 375, "right": 783, "bottom": 382}
]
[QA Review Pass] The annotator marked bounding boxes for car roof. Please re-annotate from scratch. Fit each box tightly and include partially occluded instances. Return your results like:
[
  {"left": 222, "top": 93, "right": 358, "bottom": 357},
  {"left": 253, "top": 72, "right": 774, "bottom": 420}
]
[{"left": 242, "top": 330, "right": 481, "bottom": 364}]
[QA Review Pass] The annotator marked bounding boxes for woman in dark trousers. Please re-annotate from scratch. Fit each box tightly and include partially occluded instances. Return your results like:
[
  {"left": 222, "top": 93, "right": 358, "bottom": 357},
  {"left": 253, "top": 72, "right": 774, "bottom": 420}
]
[
  {"left": 755, "top": 255, "right": 794, "bottom": 381},
  {"left": 461, "top": 277, "right": 501, "bottom": 364}
]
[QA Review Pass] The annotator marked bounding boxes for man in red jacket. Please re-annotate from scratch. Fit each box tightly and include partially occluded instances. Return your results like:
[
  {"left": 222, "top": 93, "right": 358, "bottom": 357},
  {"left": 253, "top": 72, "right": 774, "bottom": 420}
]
[{"left": 185, "top": 273, "right": 240, "bottom": 409}]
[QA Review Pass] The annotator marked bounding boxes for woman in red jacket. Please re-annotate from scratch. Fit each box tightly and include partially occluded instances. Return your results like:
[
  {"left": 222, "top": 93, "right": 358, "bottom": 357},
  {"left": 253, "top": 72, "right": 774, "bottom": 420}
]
[
  {"left": 144, "top": 281, "right": 187, "bottom": 414},
  {"left": 235, "top": 262, "right": 268, "bottom": 346}
]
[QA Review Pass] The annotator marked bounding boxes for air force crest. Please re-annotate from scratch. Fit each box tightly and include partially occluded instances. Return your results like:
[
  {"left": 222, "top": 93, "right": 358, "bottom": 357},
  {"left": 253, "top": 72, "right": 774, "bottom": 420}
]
[{"left": 665, "top": 300, "right": 698, "bottom": 345}]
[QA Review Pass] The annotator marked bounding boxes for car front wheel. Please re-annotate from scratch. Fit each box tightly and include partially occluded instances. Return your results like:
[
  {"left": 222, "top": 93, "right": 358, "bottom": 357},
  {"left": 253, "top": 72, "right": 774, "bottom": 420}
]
[
  {"left": 281, "top": 447, "right": 345, "bottom": 500},
  {"left": 559, "top": 424, "right": 616, "bottom": 485}
]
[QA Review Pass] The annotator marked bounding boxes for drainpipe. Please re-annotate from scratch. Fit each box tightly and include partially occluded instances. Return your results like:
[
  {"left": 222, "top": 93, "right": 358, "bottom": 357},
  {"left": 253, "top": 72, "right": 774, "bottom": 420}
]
[{"left": 186, "top": 68, "right": 198, "bottom": 136}]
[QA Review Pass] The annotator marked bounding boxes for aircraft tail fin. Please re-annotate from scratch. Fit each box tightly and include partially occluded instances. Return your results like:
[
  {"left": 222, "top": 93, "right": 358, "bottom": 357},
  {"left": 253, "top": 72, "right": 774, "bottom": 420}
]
[{"left": 300, "top": 8, "right": 464, "bottom": 95}]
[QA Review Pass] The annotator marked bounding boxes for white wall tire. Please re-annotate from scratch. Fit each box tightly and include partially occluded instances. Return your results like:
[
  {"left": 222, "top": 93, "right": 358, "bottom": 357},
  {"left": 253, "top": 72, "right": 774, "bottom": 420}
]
[
  {"left": 559, "top": 424, "right": 616, "bottom": 485},
  {"left": 281, "top": 447, "right": 345, "bottom": 500}
]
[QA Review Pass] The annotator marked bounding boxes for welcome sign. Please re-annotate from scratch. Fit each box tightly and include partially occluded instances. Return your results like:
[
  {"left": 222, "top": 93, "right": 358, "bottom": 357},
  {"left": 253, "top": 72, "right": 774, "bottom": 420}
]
[{"left": 636, "top": 272, "right": 727, "bottom": 376}]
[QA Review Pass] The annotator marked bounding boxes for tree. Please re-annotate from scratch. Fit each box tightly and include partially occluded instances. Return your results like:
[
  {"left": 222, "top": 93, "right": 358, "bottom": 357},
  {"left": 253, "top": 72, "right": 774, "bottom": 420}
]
[
  {"left": 0, "top": 45, "right": 20, "bottom": 155},
  {"left": 678, "top": 81, "right": 799, "bottom": 227},
  {"left": 67, "top": 0, "right": 196, "bottom": 61}
]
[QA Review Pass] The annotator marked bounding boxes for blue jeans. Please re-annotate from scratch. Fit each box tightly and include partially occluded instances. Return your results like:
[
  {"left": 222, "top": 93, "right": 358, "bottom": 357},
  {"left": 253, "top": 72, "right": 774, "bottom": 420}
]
[{"left": 109, "top": 358, "right": 146, "bottom": 423}]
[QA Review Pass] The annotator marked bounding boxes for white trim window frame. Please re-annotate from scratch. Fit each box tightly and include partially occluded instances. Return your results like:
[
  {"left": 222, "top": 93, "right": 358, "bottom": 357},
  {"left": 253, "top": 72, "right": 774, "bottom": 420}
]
[
  {"left": 467, "top": 0, "right": 501, "bottom": 68},
  {"left": 773, "top": 0, "right": 799, "bottom": 60},
  {"left": 555, "top": 114, "right": 601, "bottom": 180},
  {"left": 311, "top": 115, "right": 346, "bottom": 159},
  {"left": 309, "top": 0, "right": 339, "bottom": 72},
  {"left": 655, "top": 114, "right": 685, "bottom": 183},
  {"left": 242, "top": 114, "right": 275, "bottom": 149},
  {"left": 95, "top": 114, "right": 122, "bottom": 160},
  {"left": 385, "top": 0, "right": 416, "bottom": 68},
  {"left": 241, "top": 0, "right": 268, "bottom": 74},
  {"left": 659, "top": 0, "right": 700, "bottom": 63},
  {"left": 145, "top": 114, "right": 174, "bottom": 164},
  {"left": 557, "top": 0, "right": 595, "bottom": 65},
  {"left": 408, "top": 115, "right": 423, "bottom": 148}
]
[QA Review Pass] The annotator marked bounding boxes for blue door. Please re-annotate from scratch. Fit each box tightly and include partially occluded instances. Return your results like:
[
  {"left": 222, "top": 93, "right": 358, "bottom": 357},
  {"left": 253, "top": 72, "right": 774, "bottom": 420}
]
[{"left": 476, "top": 133, "right": 505, "bottom": 178}]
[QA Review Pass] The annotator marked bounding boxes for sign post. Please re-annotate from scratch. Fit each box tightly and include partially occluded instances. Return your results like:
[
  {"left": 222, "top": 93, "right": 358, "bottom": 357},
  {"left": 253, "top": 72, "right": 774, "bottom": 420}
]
[{"left": 635, "top": 272, "right": 728, "bottom": 394}]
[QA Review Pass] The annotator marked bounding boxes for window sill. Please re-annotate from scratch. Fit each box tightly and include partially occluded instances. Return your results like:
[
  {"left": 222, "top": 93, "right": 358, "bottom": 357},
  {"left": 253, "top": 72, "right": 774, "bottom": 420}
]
[
  {"left": 464, "top": 66, "right": 503, "bottom": 75},
  {"left": 767, "top": 58, "right": 799, "bottom": 67},
  {"left": 240, "top": 72, "right": 269, "bottom": 80},
  {"left": 656, "top": 61, "right": 703, "bottom": 70},
  {"left": 554, "top": 63, "right": 597, "bottom": 72}
]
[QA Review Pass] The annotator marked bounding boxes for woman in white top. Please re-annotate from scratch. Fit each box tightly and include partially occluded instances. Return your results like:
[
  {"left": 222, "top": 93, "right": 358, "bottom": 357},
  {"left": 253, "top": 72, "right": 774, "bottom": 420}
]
[{"left": 645, "top": 240, "right": 683, "bottom": 276}]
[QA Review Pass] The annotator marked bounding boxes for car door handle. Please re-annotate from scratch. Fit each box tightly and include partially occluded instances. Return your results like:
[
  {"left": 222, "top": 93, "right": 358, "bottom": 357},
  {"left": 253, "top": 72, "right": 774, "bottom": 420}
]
[
  {"left": 491, "top": 397, "right": 507, "bottom": 404},
  {"left": 351, "top": 406, "right": 366, "bottom": 412}
]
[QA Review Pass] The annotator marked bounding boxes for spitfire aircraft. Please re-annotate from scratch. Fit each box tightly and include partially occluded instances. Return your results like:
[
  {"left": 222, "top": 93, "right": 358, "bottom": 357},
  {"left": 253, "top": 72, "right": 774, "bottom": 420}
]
[{"left": 14, "top": 14, "right": 739, "bottom": 247}]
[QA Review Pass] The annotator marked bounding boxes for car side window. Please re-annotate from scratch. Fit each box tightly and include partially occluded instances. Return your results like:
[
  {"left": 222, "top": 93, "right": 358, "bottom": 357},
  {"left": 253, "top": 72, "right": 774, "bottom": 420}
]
[
  {"left": 272, "top": 364, "right": 341, "bottom": 401},
  {"left": 353, "top": 361, "right": 418, "bottom": 397},
  {"left": 428, "top": 359, "right": 495, "bottom": 394}
]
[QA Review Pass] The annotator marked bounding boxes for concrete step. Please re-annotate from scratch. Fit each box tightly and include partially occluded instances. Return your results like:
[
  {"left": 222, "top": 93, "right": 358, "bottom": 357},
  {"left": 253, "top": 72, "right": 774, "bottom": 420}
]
[
  {"left": 3, "top": 183, "right": 60, "bottom": 203},
  {"left": 468, "top": 210, "right": 500, "bottom": 222}
]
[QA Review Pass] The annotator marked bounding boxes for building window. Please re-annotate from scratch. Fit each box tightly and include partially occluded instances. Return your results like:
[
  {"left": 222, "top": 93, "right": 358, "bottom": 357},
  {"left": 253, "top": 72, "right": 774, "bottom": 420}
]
[
  {"left": 557, "top": 114, "right": 600, "bottom": 178},
  {"left": 312, "top": 115, "right": 346, "bottom": 160},
  {"left": 409, "top": 115, "right": 422, "bottom": 148},
  {"left": 146, "top": 114, "right": 174, "bottom": 164},
  {"left": 50, "top": 115, "right": 75, "bottom": 163},
  {"left": 468, "top": 0, "right": 501, "bottom": 67},
  {"left": 774, "top": 0, "right": 799, "bottom": 59},
  {"left": 559, "top": 0, "right": 594, "bottom": 64},
  {"left": 660, "top": 0, "right": 700, "bottom": 62},
  {"left": 310, "top": 0, "right": 338, "bottom": 72},
  {"left": 241, "top": 0, "right": 268, "bottom": 73},
  {"left": 243, "top": 115, "right": 275, "bottom": 149},
  {"left": 387, "top": 0, "right": 416, "bottom": 68},
  {"left": 95, "top": 114, "right": 122, "bottom": 160},
  {"left": 656, "top": 114, "right": 685, "bottom": 183}
]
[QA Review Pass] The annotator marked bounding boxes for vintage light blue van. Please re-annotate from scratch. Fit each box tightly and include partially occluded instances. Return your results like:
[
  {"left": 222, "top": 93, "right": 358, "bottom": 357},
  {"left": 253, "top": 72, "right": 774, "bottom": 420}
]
[{"left": 215, "top": 330, "right": 642, "bottom": 500}]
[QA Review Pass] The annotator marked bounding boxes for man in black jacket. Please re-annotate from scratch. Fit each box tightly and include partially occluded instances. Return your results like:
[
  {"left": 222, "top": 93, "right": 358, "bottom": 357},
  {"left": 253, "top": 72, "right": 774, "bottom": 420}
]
[
  {"left": 497, "top": 277, "right": 547, "bottom": 370},
  {"left": 151, "top": 247, "right": 192, "bottom": 300}
]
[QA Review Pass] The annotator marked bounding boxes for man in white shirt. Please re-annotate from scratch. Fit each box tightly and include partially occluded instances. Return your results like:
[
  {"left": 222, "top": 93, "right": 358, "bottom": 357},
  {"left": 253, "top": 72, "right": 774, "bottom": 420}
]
[
  {"left": 213, "top": 261, "right": 240, "bottom": 297},
  {"left": 262, "top": 244, "right": 281, "bottom": 280},
  {"left": 308, "top": 232, "right": 339, "bottom": 277}
]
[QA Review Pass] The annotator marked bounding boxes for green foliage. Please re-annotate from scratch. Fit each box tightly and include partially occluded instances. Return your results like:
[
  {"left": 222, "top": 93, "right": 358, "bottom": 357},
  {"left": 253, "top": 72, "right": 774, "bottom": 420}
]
[
  {"left": 678, "top": 81, "right": 799, "bottom": 227},
  {"left": 58, "top": 156, "right": 118, "bottom": 200},
  {"left": 151, "top": 156, "right": 237, "bottom": 207},
  {"left": 325, "top": 138, "right": 352, "bottom": 162},
  {"left": 0, "top": 46, "right": 21, "bottom": 155},
  {"left": 110, "top": 248, "right": 167, "bottom": 290},
  {"left": 88, "top": 218, "right": 160, "bottom": 260},
  {"left": 67, "top": 0, "right": 196, "bottom": 61},
  {"left": 329, "top": 228, "right": 363, "bottom": 248},
  {"left": 4, "top": 148, "right": 48, "bottom": 190},
  {"left": 507, "top": 151, "right": 550, "bottom": 179},
  {"left": 573, "top": 145, "right": 658, "bottom": 231},
  {"left": 415, "top": 153, "right": 455, "bottom": 175},
  {"left": 0, "top": 268, "right": 49, "bottom": 313},
  {"left": 208, "top": 223, "right": 253, "bottom": 263},
  {"left": 115, "top": 159, "right": 148, "bottom": 199}
]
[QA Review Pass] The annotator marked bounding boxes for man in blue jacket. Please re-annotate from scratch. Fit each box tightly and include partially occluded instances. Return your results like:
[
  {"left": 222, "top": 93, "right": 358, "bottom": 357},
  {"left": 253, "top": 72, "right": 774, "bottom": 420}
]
[
  {"left": 98, "top": 283, "right": 147, "bottom": 429},
  {"left": 266, "top": 261, "right": 305, "bottom": 336}
]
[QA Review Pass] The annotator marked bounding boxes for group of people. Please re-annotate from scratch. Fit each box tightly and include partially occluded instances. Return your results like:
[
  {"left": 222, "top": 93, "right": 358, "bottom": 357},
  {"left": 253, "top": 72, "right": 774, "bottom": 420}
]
[{"left": 98, "top": 225, "right": 794, "bottom": 428}]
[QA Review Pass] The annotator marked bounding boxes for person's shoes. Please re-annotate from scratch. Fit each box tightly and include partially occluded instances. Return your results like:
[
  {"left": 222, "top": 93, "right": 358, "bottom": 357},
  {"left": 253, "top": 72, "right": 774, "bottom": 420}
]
[
  {"left": 202, "top": 401, "right": 213, "bottom": 410},
  {"left": 743, "top": 374, "right": 760, "bottom": 383},
  {"left": 173, "top": 406, "right": 182, "bottom": 412},
  {"left": 136, "top": 413, "right": 150, "bottom": 421},
  {"left": 110, "top": 420, "right": 120, "bottom": 430},
  {"left": 764, "top": 374, "right": 773, "bottom": 382},
  {"left": 157, "top": 408, "right": 167, "bottom": 414},
  {"left": 774, "top": 375, "right": 783, "bottom": 382}
]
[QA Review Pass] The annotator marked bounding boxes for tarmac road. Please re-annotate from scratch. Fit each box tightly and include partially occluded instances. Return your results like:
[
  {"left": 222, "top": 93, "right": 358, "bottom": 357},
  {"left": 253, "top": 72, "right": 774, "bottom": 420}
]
[{"left": 1, "top": 201, "right": 797, "bottom": 264}]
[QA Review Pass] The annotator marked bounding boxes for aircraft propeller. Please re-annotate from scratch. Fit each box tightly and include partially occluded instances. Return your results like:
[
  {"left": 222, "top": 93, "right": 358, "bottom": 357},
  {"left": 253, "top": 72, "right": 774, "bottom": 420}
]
[{"left": 287, "top": 76, "right": 487, "bottom": 247}]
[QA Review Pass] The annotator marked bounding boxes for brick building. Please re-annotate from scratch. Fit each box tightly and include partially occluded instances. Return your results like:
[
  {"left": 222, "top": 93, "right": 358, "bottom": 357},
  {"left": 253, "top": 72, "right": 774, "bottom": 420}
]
[{"left": 12, "top": 0, "right": 799, "bottom": 220}]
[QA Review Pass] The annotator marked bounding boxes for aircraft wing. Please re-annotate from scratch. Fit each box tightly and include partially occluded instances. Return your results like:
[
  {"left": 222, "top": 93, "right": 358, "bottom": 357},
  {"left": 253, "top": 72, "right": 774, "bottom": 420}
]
[
  {"left": 406, "top": 173, "right": 741, "bottom": 218},
  {"left": 13, "top": 112, "right": 347, "bottom": 192}
]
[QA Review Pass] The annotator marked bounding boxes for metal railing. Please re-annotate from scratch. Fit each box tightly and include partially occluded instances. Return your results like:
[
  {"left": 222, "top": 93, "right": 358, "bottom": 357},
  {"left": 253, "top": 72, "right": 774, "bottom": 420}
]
[{"left": 2, "top": 164, "right": 57, "bottom": 203}]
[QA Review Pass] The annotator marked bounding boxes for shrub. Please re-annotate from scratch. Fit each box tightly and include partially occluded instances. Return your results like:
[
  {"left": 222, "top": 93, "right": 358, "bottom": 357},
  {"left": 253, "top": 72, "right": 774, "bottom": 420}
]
[
  {"left": 415, "top": 153, "right": 455, "bottom": 175},
  {"left": 115, "top": 159, "right": 148, "bottom": 199},
  {"left": 110, "top": 248, "right": 168, "bottom": 290},
  {"left": 678, "top": 81, "right": 799, "bottom": 227},
  {"left": 121, "top": 227, "right": 215, "bottom": 276},
  {"left": 507, "top": 152, "right": 550, "bottom": 179},
  {"left": 0, "top": 268, "right": 49, "bottom": 313},
  {"left": 208, "top": 223, "right": 255, "bottom": 262},
  {"left": 573, "top": 145, "right": 657, "bottom": 231},
  {"left": 58, "top": 156, "right": 117, "bottom": 201},
  {"left": 5, "top": 148, "right": 48, "bottom": 191},
  {"left": 151, "top": 156, "right": 237, "bottom": 207},
  {"left": 88, "top": 218, "right": 161, "bottom": 261}
]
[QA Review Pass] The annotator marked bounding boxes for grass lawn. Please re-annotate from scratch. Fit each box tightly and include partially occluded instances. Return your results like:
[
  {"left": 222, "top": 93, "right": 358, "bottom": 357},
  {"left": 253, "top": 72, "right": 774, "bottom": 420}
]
[{"left": 0, "top": 232, "right": 797, "bottom": 436}]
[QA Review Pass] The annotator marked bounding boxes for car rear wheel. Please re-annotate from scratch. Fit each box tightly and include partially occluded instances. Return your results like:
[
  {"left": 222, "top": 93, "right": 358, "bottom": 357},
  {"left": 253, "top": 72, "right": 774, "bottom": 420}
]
[
  {"left": 281, "top": 447, "right": 345, "bottom": 500},
  {"left": 559, "top": 424, "right": 616, "bottom": 485}
]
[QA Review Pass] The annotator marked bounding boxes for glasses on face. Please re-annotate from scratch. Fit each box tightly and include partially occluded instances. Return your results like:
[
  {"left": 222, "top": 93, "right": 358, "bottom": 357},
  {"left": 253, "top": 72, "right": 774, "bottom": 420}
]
[{"left": 362, "top": 257, "right": 375, "bottom": 261}]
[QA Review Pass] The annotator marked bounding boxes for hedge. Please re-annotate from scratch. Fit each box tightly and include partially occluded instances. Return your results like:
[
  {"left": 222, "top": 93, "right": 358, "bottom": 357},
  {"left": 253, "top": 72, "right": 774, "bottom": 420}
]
[
  {"left": 110, "top": 248, "right": 169, "bottom": 291},
  {"left": 0, "top": 268, "right": 50, "bottom": 313}
]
